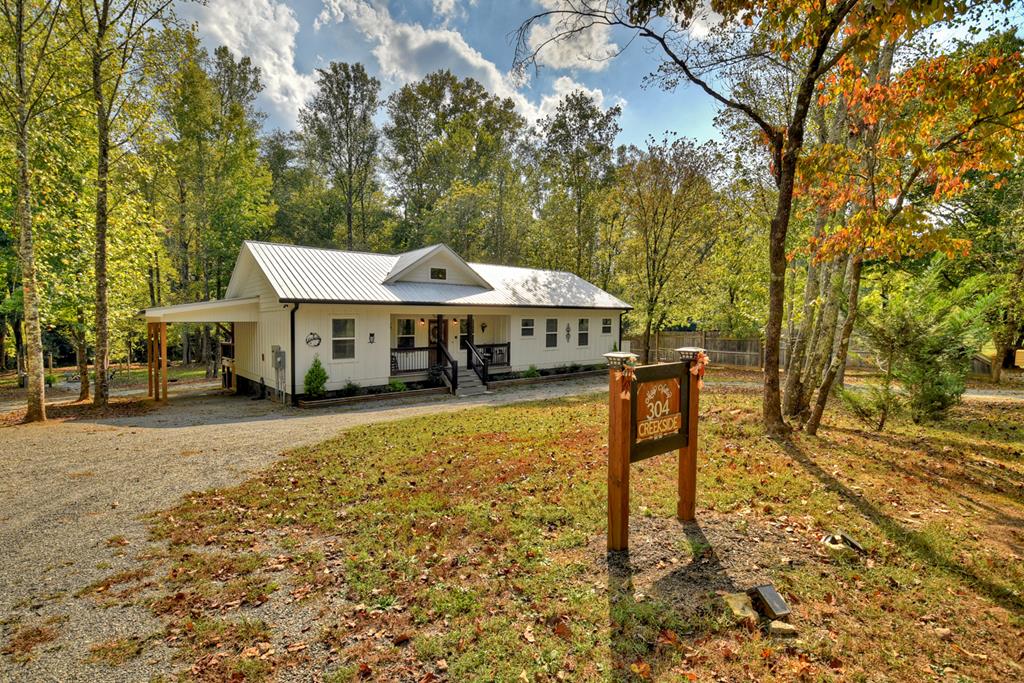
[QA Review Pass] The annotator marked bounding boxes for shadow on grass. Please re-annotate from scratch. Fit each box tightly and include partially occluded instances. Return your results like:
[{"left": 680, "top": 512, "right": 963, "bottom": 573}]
[
  {"left": 605, "top": 521, "right": 736, "bottom": 680},
  {"left": 781, "top": 439, "right": 1024, "bottom": 616}
]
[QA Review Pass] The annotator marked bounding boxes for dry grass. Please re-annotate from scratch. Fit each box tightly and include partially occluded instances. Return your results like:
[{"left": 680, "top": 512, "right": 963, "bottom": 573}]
[
  {"left": 1, "top": 616, "right": 66, "bottom": 662},
  {"left": 0, "top": 396, "right": 154, "bottom": 427},
  {"left": 77, "top": 382, "right": 1024, "bottom": 681}
]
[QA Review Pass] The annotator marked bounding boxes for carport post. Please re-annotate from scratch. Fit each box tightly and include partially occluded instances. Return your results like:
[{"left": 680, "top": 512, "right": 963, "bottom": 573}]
[
  {"left": 147, "top": 323, "right": 153, "bottom": 398},
  {"left": 160, "top": 322, "right": 168, "bottom": 402}
]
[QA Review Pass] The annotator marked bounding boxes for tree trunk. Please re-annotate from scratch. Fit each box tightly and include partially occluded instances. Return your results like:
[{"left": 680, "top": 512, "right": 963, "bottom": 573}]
[
  {"left": 990, "top": 339, "right": 1006, "bottom": 383},
  {"left": 642, "top": 315, "right": 653, "bottom": 365},
  {"left": 92, "top": 40, "right": 111, "bottom": 407},
  {"left": 0, "top": 315, "right": 6, "bottom": 370},
  {"left": 783, "top": 210, "right": 828, "bottom": 416},
  {"left": 76, "top": 311, "right": 90, "bottom": 403},
  {"left": 763, "top": 166, "right": 796, "bottom": 435},
  {"left": 13, "top": 2, "right": 45, "bottom": 421},
  {"left": 798, "top": 257, "right": 847, "bottom": 417},
  {"left": 806, "top": 255, "right": 864, "bottom": 435}
]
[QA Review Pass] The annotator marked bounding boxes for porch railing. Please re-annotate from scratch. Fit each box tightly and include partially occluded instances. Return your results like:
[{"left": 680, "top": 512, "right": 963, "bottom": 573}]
[
  {"left": 390, "top": 346, "right": 437, "bottom": 375},
  {"left": 477, "top": 342, "right": 510, "bottom": 368},
  {"left": 436, "top": 341, "right": 458, "bottom": 394}
]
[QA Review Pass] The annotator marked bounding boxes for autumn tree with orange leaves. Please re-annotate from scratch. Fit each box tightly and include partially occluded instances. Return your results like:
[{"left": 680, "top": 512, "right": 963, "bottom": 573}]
[
  {"left": 791, "top": 31, "right": 1024, "bottom": 434},
  {"left": 515, "top": 0, "right": 1024, "bottom": 435}
]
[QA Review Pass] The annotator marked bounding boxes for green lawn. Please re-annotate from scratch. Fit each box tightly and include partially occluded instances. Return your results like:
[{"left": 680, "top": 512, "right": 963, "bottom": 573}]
[{"left": 63, "top": 385, "right": 1024, "bottom": 682}]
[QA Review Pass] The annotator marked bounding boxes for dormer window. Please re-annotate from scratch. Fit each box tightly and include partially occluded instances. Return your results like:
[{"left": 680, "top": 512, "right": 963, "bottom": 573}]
[{"left": 430, "top": 267, "right": 447, "bottom": 281}]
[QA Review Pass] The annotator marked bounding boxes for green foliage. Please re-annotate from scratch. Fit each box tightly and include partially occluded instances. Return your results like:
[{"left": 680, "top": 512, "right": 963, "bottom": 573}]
[
  {"left": 387, "top": 379, "right": 407, "bottom": 393},
  {"left": 341, "top": 380, "right": 360, "bottom": 397},
  {"left": 521, "top": 365, "right": 540, "bottom": 379},
  {"left": 303, "top": 356, "right": 328, "bottom": 399},
  {"left": 856, "top": 263, "right": 991, "bottom": 424}
]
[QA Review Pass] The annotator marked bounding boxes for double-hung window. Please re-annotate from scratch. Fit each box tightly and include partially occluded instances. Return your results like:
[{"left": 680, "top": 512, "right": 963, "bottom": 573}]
[
  {"left": 601, "top": 318, "right": 612, "bottom": 335},
  {"left": 578, "top": 319, "right": 589, "bottom": 347},
  {"left": 396, "top": 318, "right": 415, "bottom": 349},
  {"left": 521, "top": 318, "right": 534, "bottom": 337},
  {"left": 332, "top": 318, "right": 355, "bottom": 360},
  {"left": 545, "top": 318, "right": 558, "bottom": 348}
]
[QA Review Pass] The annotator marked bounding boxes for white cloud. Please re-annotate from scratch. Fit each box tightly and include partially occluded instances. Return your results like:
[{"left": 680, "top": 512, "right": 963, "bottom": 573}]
[
  {"left": 526, "top": 0, "right": 618, "bottom": 72},
  {"left": 535, "top": 75, "right": 625, "bottom": 120},
  {"left": 182, "top": 0, "right": 316, "bottom": 128}
]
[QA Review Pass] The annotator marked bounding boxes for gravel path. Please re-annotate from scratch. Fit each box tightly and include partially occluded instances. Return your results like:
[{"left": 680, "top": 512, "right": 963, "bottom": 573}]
[{"left": 0, "top": 377, "right": 604, "bottom": 681}]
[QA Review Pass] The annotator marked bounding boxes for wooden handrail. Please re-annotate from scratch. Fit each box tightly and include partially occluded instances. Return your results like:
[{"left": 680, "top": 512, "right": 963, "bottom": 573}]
[
  {"left": 464, "top": 339, "right": 488, "bottom": 384},
  {"left": 436, "top": 341, "right": 458, "bottom": 394}
]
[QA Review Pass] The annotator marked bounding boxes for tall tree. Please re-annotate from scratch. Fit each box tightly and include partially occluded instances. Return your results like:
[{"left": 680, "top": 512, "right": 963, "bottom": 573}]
[
  {"left": 516, "top": 0, "right": 1016, "bottom": 435},
  {"left": 616, "top": 136, "right": 718, "bottom": 362},
  {"left": 0, "top": 0, "right": 71, "bottom": 421},
  {"left": 78, "top": 0, "right": 172, "bottom": 406},
  {"left": 300, "top": 62, "right": 381, "bottom": 251},
  {"left": 383, "top": 70, "right": 523, "bottom": 252},
  {"left": 536, "top": 91, "right": 620, "bottom": 280}
]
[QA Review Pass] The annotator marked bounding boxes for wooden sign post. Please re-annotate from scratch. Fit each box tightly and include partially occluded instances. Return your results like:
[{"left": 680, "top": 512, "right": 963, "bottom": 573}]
[{"left": 604, "top": 347, "right": 705, "bottom": 551}]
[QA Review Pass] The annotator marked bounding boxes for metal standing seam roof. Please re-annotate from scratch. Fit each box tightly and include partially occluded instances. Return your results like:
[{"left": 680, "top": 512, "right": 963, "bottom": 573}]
[{"left": 237, "top": 241, "right": 632, "bottom": 310}]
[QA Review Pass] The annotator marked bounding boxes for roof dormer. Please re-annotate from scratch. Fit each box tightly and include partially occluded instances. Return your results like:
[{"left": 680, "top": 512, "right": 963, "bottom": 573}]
[{"left": 383, "top": 244, "right": 492, "bottom": 289}]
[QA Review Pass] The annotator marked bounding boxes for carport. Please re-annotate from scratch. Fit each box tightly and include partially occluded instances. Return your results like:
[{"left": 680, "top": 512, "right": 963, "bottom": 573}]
[{"left": 142, "top": 297, "right": 260, "bottom": 402}]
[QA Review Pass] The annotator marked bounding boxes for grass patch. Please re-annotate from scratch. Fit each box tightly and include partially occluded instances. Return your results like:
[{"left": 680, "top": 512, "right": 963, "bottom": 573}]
[
  {"left": 85, "top": 382, "right": 1024, "bottom": 681},
  {"left": 2, "top": 616, "right": 66, "bottom": 662}
]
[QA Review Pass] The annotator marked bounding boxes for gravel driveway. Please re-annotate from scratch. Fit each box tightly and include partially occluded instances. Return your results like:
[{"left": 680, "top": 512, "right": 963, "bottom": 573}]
[{"left": 0, "top": 377, "right": 604, "bottom": 682}]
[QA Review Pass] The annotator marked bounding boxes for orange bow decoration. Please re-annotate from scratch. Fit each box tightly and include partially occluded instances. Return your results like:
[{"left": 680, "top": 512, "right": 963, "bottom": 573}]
[{"left": 689, "top": 351, "right": 709, "bottom": 390}]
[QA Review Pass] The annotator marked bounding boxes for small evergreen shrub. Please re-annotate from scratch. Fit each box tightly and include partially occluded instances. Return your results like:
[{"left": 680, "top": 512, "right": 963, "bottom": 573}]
[
  {"left": 303, "top": 356, "right": 328, "bottom": 399},
  {"left": 341, "top": 381, "right": 361, "bottom": 397},
  {"left": 388, "top": 379, "right": 407, "bottom": 392},
  {"left": 521, "top": 365, "right": 541, "bottom": 378}
]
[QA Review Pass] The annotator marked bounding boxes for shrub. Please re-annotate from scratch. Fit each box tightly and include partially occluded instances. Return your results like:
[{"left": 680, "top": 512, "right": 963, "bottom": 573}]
[
  {"left": 568, "top": 362, "right": 581, "bottom": 374},
  {"left": 387, "top": 379, "right": 407, "bottom": 393},
  {"left": 521, "top": 365, "right": 540, "bottom": 378},
  {"left": 45, "top": 373, "right": 58, "bottom": 388},
  {"left": 341, "top": 381, "right": 361, "bottom": 397},
  {"left": 303, "top": 356, "right": 328, "bottom": 399}
]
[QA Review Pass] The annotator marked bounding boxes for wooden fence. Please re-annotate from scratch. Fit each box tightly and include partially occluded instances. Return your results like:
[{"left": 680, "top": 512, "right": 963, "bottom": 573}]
[
  {"left": 625, "top": 330, "right": 872, "bottom": 370},
  {"left": 625, "top": 330, "right": 994, "bottom": 376}
]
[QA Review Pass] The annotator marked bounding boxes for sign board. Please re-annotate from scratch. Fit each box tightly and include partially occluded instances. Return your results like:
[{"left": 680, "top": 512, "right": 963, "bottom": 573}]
[
  {"left": 630, "top": 363, "right": 689, "bottom": 463},
  {"left": 605, "top": 349, "right": 705, "bottom": 552}
]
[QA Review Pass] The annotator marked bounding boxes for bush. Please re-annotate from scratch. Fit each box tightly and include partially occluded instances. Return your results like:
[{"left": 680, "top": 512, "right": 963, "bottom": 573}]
[
  {"left": 303, "top": 356, "right": 328, "bottom": 399},
  {"left": 521, "top": 365, "right": 540, "bottom": 379},
  {"left": 45, "top": 373, "right": 58, "bottom": 388},
  {"left": 387, "top": 379, "right": 407, "bottom": 393},
  {"left": 341, "top": 381, "right": 361, "bottom": 397},
  {"left": 854, "top": 262, "right": 990, "bottom": 426}
]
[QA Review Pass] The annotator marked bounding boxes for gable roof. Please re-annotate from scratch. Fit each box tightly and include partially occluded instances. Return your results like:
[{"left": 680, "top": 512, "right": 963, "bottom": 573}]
[
  {"left": 383, "top": 243, "right": 492, "bottom": 289},
  {"left": 226, "top": 241, "right": 631, "bottom": 310}
]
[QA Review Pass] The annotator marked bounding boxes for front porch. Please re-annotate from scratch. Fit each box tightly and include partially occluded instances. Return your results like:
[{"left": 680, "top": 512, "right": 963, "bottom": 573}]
[{"left": 389, "top": 313, "right": 511, "bottom": 388}]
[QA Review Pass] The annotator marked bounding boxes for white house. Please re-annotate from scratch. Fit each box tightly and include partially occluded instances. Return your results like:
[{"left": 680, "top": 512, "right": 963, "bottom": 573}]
[{"left": 142, "top": 241, "right": 631, "bottom": 403}]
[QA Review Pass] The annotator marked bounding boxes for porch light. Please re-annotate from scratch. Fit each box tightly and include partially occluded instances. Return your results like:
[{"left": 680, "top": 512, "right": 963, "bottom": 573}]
[
  {"left": 452, "top": 319, "right": 459, "bottom": 325},
  {"left": 369, "top": 332, "right": 375, "bottom": 344},
  {"left": 480, "top": 322, "right": 488, "bottom": 332},
  {"left": 419, "top": 318, "right": 425, "bottom": 325}
]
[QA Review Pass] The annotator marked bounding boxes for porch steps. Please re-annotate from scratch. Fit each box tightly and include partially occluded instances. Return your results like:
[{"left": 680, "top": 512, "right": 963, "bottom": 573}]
[{"left": 455, "top": 369, "right": 488, "bottom": 397}]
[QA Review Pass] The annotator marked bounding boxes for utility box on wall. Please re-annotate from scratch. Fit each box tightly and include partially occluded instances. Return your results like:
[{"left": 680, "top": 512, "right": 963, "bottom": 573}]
[{"left": 1015, "top": 349, "right": 1024, "bottom": 368}]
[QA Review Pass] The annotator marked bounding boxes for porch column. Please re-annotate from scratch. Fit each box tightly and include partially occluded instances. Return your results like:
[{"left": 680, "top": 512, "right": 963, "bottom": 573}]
[{"left": 466, "top": 314, "right": 474, "bottom": 346}]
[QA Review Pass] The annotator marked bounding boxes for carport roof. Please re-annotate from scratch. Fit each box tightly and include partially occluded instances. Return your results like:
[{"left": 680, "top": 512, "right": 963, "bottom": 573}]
[{"left": 142, "top": 297, "right": 259, "bottom": 323}]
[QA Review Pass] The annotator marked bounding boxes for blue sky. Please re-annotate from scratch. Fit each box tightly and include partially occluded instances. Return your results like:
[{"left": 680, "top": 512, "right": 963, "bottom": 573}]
[{"left": 179, "top": 0, "right": 721, "bottom": 147}]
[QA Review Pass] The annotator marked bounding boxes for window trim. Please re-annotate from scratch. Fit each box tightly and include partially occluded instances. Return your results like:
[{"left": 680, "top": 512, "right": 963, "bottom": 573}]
[
  {"left": 601, "top": 317, "right": 612, "bottom": 335},
  {"left": 521, "top": 318, "right": 535, "bottom": 337},
  {"left": 430, "top": 267, "right": 447, "bottom": 281},
  {"left": 331, "top": 317, "right": 356, "bottom": 361},
  {"left": 545, "top": 318, "right": 558, "bottom": 349},
  {"left": 578, "top": 318, "right": 589, "bottom": 347}
]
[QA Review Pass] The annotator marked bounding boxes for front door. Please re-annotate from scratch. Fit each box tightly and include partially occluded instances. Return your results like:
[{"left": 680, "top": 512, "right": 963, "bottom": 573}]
[{"left": 428, "top": 317, "right": 448, "bottom": 347}]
